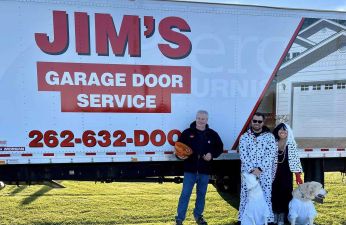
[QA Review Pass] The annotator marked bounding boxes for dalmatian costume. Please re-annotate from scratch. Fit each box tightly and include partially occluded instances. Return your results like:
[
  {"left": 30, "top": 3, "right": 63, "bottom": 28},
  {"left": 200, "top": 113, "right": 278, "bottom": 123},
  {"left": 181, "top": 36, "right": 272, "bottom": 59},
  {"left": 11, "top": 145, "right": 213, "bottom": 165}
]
[
  {"left": 285, "top": 123, "right": 303, "bottom": 173},
  {"left": 238, "top": 127, "right": 277, "bottom": 223}
]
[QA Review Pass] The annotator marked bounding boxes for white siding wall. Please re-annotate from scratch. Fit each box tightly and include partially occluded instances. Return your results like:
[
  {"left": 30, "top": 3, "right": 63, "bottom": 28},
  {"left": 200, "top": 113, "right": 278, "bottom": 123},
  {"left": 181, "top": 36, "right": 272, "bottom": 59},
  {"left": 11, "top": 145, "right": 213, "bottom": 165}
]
[
  {"left": 276, "top": 81, "right": 291, "bottom": 115},
  {"left": 277, "top": 50, "right": 346, "bottom": 117}
]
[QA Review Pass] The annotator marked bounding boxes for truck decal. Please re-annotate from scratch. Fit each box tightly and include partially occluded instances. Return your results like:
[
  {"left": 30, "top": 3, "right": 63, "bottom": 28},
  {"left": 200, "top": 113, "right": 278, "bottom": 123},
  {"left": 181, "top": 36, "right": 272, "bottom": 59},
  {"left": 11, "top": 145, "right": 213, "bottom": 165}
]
[{"left": 0, "top": 0, "right": 345, "bottom": 166}]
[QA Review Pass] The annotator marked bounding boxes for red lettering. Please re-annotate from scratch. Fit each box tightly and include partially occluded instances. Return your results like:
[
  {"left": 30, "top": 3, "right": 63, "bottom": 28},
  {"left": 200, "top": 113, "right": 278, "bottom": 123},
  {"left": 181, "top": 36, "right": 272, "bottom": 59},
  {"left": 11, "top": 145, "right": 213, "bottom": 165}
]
[
  {"left": 44, "top": 130, "right": 59, "bottom": 148},
  {"left": 60, "top": 130, "right": 75, "bottom": 147},
  {"left": 35, "top": 11, "right": 69, "bottom": 55},
  {"left": 150, "top": 129, "right": 166, "bottom": 146},
  {"left": 82, "top": 130, "right": 97, "bottom": 147},
  {"left": 95, "top": 14, "right": 140, "bottom": 56},
  {"left": 29, "top": 130, "right": 44, "bottom": 147},
  {"left": 35, "top": 11, "right": 191, "bottom": 59},
  {"left": 97, "top": 130, "right": 111, "bottom": 147},
  {"left": 167, "top": 129, "right": 181, "bottom": 146},
  {"left": 158, "top": 17, "right": 191, "bottom": 59},
  {"left": 134, "top": 130, "right": 149, "bottom": 146},
  {"left": 144, "top": 16, "right": 155, "bottom": 38},
  {"left": 75, "top": 12, "right": 90, "bottom": 55},
  {"left": 113, "top": 130, "right": 126, "bottom": 147}
]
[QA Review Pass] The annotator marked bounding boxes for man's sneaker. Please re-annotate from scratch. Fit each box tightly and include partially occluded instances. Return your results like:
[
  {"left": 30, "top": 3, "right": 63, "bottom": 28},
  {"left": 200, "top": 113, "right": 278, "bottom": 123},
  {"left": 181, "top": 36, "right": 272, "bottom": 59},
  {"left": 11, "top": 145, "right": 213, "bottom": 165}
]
[
  {"left": 175, "top": 220, "right": 183, "bottom": 225},
  {"left": 195, "top": 216, "right": 208, "bottom": 225}
]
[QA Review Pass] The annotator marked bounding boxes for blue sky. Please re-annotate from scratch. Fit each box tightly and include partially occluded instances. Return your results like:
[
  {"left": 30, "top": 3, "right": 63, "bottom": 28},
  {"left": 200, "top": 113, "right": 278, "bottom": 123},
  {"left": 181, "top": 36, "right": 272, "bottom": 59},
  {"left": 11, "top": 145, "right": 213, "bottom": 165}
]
[{"left": 187, "top": 0, "right": 346, "bottom": 11}]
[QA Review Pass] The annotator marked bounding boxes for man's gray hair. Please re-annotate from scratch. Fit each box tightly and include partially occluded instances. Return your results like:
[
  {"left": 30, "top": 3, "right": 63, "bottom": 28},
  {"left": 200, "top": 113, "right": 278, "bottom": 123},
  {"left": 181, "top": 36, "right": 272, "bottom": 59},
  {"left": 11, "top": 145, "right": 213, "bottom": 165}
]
[{"left": 197, "top": 110, "right": 208, "bottom": 117}]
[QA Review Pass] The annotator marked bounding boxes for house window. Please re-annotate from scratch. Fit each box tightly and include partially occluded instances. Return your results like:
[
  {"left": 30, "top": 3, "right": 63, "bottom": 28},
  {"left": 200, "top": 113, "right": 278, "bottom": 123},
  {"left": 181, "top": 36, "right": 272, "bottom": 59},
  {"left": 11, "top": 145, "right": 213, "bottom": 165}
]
[
  {"left": 339, "top": 45, "right": 346, "bottom": 53},
  {"left": 301, "top": 85, "right": 309, "bottom": 91},
  {"left": 324, "top": 84, "right": 333, "bottom": 90},
  {"left": 337, "top": 82, "right": 346, "bottom": 89},
  {"left": 312, "top": 84, "right": 321, "bottom": 90},
  {"left": 292, "top": 52, "right": 300, "bottom": 58},
  {"left": 283, "top": 53, "right": 290, "bottom": 62}
]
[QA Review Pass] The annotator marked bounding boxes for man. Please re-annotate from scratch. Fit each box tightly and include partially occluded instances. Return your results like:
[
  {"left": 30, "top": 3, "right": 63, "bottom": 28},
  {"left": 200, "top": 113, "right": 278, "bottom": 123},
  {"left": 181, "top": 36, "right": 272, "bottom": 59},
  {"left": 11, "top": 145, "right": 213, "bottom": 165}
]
[
  {"left": 175, "top": 110, "right": 223, "bottom": 225},
  {"left": 238, "top": 112, "right": 277, "bottom": 225}
]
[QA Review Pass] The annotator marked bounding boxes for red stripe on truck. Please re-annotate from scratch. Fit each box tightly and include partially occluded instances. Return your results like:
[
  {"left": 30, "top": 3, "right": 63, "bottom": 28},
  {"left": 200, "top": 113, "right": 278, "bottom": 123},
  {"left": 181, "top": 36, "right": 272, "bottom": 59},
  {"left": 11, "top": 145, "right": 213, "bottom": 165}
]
[
  {"left": 22, "top": 153, "right": 32, "bottom": 157},
  {"left": 337, "top": 148, "right": 345, "bottom": 151},
  {"left": 145, "top": 152, "right": 155, "bottom": 155},
  {"left": 321, "top": 148, "right": 329, "bottom": 151},
  {"left": 304, "top": 149, "right": 313, "bottom": 152},
  {"left": 65, "top": 153, "right": 75, "bottom": 156},
  {"left": 126, "top": 152, "right": 136, "bottom": 155},
  {"left": 43, "top": 153, "right": 54, "bottom": 156},
  {"left": 86, "top": 152, "right": 96, "bottom": 156},
  {"left": 106, "top": 152, "right": 116, "bottom": 155},
  {"left": 0, "top": 154, "right": 10, "bottom": 157},
  {"left": 164, "top": 151, "right": 174, "bottom": 154}
]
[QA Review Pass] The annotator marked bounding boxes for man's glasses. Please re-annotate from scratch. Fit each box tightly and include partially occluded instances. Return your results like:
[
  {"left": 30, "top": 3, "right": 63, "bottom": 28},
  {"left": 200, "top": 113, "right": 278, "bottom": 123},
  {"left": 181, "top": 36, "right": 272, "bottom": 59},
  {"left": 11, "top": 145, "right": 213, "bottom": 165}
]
[{"left": 252, "top": 120, "right": 263, "bottom": 124}]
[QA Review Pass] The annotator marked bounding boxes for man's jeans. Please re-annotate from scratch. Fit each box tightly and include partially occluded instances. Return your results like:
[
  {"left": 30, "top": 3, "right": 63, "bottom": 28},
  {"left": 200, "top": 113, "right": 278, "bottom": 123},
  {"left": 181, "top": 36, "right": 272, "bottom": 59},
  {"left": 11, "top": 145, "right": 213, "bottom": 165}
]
[{"left": 176, "top": 172, "right": 209, "bottom": 222}]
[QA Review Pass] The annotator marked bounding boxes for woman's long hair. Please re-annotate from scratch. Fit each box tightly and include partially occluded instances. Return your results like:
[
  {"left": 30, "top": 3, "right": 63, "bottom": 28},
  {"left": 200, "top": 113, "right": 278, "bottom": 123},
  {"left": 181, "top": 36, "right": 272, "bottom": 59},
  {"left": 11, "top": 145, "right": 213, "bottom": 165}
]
[{"left": 273, "top": 123, "right": 297, "bottom": 146}]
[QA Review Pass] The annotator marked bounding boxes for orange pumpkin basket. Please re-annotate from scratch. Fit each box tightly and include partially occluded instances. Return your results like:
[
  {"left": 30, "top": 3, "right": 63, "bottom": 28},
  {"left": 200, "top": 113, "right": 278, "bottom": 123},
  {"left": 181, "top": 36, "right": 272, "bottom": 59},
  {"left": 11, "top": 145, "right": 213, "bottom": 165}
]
[{"left": 174, "top": 142, "right": 193, "bottom": 159}]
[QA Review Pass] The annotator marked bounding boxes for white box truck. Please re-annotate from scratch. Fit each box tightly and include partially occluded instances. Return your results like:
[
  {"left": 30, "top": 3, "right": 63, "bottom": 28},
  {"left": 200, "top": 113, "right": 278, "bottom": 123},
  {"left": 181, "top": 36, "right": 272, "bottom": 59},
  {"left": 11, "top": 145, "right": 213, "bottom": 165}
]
[{"left": 0, "top": 0, "right": 345, "bottom": 190}]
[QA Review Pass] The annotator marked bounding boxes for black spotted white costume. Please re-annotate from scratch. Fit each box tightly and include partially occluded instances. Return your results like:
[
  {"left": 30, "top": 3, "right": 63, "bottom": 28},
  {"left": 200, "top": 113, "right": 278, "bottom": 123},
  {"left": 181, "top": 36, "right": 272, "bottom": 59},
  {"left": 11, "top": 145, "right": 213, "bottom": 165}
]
[
  {"left": 286, "top": 141, "right": 303, "bottom": 173},
  {"left": 238, "top": 127, "right": 277, "bottom": 223}
]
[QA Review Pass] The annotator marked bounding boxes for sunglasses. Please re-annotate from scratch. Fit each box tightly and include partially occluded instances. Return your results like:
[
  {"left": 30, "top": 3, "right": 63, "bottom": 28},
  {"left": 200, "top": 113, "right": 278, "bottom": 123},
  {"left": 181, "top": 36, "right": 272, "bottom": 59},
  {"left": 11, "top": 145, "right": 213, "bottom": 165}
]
[{"left": 252, "top": 120, "right": 263, "bottom": 124}]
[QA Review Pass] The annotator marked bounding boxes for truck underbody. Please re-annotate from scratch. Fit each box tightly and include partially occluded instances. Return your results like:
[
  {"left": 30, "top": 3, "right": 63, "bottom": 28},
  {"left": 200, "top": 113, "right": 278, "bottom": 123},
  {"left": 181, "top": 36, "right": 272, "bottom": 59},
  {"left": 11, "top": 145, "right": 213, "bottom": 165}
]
[{"left": 1, "top": 158, "right": 345, "bottom": 193}]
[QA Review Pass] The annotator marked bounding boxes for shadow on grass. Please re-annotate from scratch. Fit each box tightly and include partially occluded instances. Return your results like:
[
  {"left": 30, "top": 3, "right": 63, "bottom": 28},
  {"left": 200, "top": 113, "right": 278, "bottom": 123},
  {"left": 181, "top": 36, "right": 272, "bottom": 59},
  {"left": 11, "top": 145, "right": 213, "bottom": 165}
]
[
  {"left": 215, "top": 187, "right": 240, "bottom": 225},
  {"left": 21, "top": 186, "right": 53, "bottom": 205},
  {"left": 216, "top": 189, "right": 240, "bottom": 211},
  {"left": 9, "top": 185, "right": 27, "bottom": 196}
]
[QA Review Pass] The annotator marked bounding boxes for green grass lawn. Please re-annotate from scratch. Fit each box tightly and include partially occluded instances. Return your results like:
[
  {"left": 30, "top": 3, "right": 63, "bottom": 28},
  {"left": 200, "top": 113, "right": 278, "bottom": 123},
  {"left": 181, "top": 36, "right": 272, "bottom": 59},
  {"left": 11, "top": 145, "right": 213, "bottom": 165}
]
[{"left": 0, "top": 172, "right": 345, "bottom": 225}]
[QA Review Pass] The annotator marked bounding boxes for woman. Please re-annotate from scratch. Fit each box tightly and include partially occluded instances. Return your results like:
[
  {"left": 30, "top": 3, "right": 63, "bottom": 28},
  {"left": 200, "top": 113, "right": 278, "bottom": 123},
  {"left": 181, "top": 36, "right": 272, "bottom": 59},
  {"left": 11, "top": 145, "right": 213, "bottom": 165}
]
[{"left": 272, "top": 123, "right": 303, "bottom": 225}]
